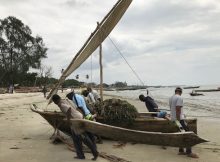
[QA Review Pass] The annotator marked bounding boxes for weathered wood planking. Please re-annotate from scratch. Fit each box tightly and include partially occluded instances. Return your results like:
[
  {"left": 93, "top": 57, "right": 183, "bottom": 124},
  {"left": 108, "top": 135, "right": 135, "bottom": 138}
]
[
  {"left": 30, "top": 104, "right": 197, "bottom": 135},
  {"left": 70, "top": 119, "right": 207, "bottom": 148}
]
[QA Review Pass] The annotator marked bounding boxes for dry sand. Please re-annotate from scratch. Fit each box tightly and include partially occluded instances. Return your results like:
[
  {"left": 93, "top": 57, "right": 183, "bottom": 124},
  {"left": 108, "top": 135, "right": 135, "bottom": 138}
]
[{"left": 0, "top": 92, "right": 220, "bottom": 162}]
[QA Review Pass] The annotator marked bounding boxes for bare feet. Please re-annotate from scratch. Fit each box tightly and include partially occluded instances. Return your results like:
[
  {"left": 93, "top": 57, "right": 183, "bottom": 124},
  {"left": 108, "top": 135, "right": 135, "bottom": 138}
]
[{"left": 187, "top": 153, "right": 199, "bottom": 158}]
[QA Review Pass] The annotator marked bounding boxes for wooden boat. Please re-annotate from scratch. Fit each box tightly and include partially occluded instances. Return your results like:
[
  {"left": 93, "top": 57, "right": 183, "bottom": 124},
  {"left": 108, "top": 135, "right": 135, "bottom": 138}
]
[
  {"left": 183, "top": 86, "right": 200, "bottom": 89},
  {"left": 15, "top": 86, "right": 42, "bottom": 93},
  {"left": 30, "top": 104, "right": 197, "bottom": 135},
  {"left": 31, "top": 104, "right": 72, "bottom": 136},
  {"left": 30, "top": 0, "right": 204, "bottom": 148},
  {"left": 190, "top": 92, "right": 204, "bottom": 96},
  {"left": 70, "top": 119, "right": 207, "bottom": 148},
  {"left": 195, "top": 89, "right": 220, "bottom": 92},
  {"left": 116, "top": 86, "right": 146, "bottom": 91},
  {"left": 97, "top": 113, "right": 197, "bottom": 134}
]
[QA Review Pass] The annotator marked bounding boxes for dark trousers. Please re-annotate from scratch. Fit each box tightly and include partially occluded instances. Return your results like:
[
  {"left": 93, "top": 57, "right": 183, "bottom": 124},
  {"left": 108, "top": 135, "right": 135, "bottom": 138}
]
[
  {"left": 179, "top": 120, "right": 192, "bottom": 154},
  {"left": 86, "top": 132, "right": 96, "bottom": 148},
  {"left": 71, "top": 129, "right": 84, "bottom": 158},
  {"left": 81, "top": 132, "right": 98, "bottom": 156},
  {"left": 71, "top": 129, "right": 98, "bottom": 158}
]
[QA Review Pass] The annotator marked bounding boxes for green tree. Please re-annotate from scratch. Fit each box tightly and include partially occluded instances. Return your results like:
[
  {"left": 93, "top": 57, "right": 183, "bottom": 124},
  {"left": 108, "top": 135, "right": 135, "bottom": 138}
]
[
  {"left": 0, "top": 16, "right": 47, "bottom": 86},
  {"left": 63, "top": 79, "right": 81, "bottom": 88},
  {"left": 114, "top": 81, "right": 127, "bottom": 87}
]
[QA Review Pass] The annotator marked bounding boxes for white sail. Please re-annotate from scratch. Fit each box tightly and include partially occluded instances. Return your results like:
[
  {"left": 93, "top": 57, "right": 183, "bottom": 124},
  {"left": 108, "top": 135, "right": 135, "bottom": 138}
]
[{"left": 47, "top": 0, "right": 132, "bottom": 101}]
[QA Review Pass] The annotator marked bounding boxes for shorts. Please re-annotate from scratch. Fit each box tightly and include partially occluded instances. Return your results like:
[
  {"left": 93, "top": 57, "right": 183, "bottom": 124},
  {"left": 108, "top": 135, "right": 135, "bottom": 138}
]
[{"left": 157, "top": 111, "right": 167, "bottom": 118}]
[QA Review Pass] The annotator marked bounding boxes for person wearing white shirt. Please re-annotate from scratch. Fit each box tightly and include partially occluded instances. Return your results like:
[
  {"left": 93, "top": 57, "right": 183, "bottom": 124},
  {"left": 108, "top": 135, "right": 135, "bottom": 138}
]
[
  {"left": 87, "top": 87, "right": 101, "bottom": 102},
  {"left": 169, "top": 87, "right": 198, "bottom": 158}
]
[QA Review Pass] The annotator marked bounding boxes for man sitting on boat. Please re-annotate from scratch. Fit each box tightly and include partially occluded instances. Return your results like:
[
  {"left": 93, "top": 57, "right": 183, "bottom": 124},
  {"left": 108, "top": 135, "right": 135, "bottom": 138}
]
[
  {"left": 139, "top": 94, "right": 168, "bottom": 119},
  {"left": 51, "top": 94, "right": 99, "bottom": 160}
]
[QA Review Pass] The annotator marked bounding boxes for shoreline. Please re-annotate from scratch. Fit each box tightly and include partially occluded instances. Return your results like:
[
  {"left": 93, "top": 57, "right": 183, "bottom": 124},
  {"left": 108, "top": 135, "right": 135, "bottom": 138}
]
[{"left": 0, "top": 92, "right": 220, "bottom": 162}]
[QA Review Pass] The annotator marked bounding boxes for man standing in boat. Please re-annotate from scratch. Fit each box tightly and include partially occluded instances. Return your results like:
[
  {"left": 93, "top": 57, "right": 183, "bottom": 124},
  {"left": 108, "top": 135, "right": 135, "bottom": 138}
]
[
  {"left": 139, "top": 94, "right": 168, "bottom": 119},
  {"left": 169, "top": 87, "right": 199, "bottom": 158},
  {"left": 52, "top": 94, "right": 99, "bottom": 160}
]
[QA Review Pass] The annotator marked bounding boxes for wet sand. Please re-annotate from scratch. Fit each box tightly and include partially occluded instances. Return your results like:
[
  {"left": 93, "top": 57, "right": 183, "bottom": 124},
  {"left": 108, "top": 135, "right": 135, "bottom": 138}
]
[{"left": 0, "top": 92, "right": 220, "bottom": 162}]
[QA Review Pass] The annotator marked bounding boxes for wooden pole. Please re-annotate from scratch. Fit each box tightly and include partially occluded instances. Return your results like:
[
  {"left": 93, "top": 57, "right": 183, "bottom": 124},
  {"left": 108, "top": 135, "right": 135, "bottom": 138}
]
[
  {"left": 97, "top": 21, "right": 104, "bottom": 102},
  {"left": 99, "top": 43, "right": 103, "bottom": 102}
]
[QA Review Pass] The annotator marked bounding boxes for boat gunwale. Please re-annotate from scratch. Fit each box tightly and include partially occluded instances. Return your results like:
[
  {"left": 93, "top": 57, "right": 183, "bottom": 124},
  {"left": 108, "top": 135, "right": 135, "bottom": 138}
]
[{"left": 30, "top": 104, "right": 197, "bottom": 121}]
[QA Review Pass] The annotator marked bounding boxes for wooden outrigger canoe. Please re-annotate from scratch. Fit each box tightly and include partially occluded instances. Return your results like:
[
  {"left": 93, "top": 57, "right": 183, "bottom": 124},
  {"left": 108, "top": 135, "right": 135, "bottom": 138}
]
[
  {"left": 30, "top": 104, "right": 197, "bottom": 136},
  {"left": 97, "top": 112, "right": 197, "bottom": 133},
  {"left": 190, "top": 92, "right": 204, "bottom": 96},
  {"left": 70, "top": 119, "right": 207, "bottom": 148}
]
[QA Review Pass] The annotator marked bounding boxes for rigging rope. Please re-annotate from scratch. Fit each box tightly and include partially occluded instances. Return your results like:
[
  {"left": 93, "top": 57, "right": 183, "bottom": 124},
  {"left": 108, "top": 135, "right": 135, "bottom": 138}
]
[
  {"left": 107, "top": 36, "right": 145, "bottom": 86},
  {"left": 90, "top": 55, "right": 93, "bottom": 83}
]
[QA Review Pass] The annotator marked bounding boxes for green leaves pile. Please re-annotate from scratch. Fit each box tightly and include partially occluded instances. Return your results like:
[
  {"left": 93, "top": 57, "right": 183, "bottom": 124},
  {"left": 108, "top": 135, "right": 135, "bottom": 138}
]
[{"left": 93, "top": 98, "right": 138, "bottom": 126}]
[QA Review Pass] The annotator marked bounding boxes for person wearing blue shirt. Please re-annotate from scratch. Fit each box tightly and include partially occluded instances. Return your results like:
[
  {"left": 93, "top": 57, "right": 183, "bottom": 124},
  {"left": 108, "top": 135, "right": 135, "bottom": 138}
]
[{"left": 66, "top": 91, "right": 95, "bottom": 120}]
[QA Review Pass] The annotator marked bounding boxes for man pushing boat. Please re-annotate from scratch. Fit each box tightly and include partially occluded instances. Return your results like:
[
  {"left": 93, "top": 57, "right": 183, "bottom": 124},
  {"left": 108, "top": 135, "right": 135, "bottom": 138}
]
[
  {"left": 139, "top": 94, "right": 169, "bottom": 120},
  {"left": 52, "top": 94, "right": 99, "bottom": 160},
  {"left": 169, "top": 87, "right": 199, "bottom": 158}
]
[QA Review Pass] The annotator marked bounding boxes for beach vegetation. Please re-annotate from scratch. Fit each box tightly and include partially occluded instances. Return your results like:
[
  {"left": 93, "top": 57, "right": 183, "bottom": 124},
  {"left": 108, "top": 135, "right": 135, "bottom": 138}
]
[{"left": 0, "top": 16, "right": 47, "bottom": 86}]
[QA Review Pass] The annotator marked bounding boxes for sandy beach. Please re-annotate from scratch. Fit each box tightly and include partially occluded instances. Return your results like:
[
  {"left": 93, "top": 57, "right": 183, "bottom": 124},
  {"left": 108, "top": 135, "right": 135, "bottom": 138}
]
[{"left": 0, "top": 91, "right": 220, "bottom": 162}]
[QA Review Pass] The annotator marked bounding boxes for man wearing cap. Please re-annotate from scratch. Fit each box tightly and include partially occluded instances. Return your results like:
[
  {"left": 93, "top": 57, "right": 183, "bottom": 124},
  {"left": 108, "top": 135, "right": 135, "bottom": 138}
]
[{"left": 169, "top": 87, "right": 198, "bottom": 158}]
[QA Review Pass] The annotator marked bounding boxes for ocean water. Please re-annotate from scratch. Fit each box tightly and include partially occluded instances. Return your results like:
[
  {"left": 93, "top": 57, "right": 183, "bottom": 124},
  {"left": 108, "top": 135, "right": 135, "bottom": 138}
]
[{"left": 104, "top": 85, "right": 220, "bottom": 119}]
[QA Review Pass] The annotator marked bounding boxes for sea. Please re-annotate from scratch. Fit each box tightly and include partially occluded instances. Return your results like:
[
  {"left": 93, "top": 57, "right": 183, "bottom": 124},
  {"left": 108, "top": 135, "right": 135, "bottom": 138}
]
[{"left": 103, "top": 85, "right": 220, "bottom": 119}]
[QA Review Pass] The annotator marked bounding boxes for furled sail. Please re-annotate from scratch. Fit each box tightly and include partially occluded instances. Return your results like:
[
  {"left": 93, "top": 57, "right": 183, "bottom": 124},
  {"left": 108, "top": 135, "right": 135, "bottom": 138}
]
[{"left": 47, "top": 0, "right": 132, "bottom": 102}]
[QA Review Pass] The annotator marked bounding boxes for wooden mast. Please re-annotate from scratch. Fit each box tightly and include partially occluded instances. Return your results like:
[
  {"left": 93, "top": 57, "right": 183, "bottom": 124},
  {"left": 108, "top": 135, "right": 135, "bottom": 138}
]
[
  {"left": 46, "top": 0, "right": 132, "bottom": 101},
  {"left": 98, "top": 22, "right": 103, "bottom": 102}
]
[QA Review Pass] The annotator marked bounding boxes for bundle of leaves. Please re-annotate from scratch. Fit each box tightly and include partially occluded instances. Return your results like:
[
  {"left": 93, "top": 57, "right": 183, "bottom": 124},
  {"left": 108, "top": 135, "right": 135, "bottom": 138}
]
[{"left": 91, "top": 98, "right": 138, "bottom": 126}]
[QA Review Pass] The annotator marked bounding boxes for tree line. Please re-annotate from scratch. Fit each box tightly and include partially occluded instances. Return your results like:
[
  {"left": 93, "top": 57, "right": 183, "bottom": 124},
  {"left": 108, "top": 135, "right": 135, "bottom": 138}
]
[
  {"left": 0, "top": 16, "right": 47, "bottom": 87},
  {"left": 0, "top": 16, "right": 128, "bottom": 88}
]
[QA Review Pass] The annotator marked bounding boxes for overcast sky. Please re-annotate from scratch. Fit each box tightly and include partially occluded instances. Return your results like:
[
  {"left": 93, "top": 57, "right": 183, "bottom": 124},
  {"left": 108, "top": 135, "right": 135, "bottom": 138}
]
[{"left": 1, "top": 0, "right": 220, "bottom": 86}]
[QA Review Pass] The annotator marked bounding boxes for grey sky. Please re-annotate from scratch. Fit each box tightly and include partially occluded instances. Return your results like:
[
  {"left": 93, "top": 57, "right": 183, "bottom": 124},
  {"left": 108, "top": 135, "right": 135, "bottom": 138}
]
[{"left": 1, "top": 0, "right": 220, "bottom": 86}]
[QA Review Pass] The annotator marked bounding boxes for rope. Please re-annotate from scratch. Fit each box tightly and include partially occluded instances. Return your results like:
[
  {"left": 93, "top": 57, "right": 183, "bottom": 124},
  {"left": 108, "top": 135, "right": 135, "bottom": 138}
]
[
  {"left": 107, "top": 35, "right": 153, "bottom": 97},
  {"left": 91, "top": 55, "right": 93, "bottom": 83},
  {"left": 107, "top": 36, "right": 145, "bottom": 86}
]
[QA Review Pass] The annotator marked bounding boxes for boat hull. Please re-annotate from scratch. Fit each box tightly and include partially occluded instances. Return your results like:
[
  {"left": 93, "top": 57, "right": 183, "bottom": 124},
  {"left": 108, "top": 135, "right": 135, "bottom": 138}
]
[
  {"left": 97, "top": 117, "right": 197, "bottom": 133},
  {"left": 195, "top": 89, "right": 220, "bottom": 92},
  {"left": 183, "top": 86, "right": 200, "bottom": 89},
  {"left": 190, "top": 93, "right": 204, "bottom": 96},
  {"left": 70, "top": 119, "right": 206, "bottom": 147},
  {"left": 30, "top": 104, "right": 197, "bottom": 135}
]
